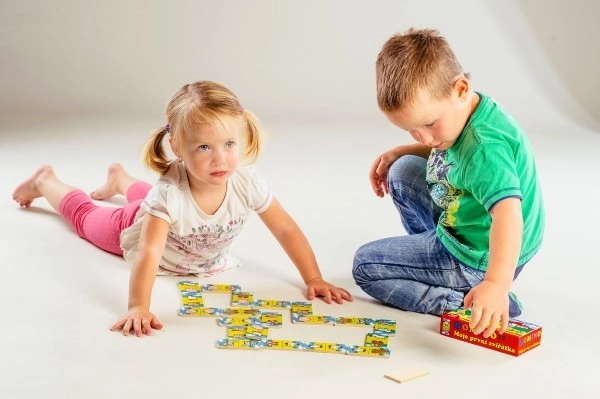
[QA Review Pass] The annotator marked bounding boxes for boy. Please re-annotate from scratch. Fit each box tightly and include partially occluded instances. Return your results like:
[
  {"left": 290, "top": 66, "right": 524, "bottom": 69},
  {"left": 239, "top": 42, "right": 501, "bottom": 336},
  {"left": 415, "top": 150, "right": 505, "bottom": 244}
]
[{"left": 352, "top": 28, "right": 544, "bottom": 338}]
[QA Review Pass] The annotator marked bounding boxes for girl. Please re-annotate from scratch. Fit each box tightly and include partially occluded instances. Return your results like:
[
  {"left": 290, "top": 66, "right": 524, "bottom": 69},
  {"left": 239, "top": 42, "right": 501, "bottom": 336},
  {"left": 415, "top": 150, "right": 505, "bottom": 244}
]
[{"left": 13, "top": 80, "right": 352, "bottom": 337}]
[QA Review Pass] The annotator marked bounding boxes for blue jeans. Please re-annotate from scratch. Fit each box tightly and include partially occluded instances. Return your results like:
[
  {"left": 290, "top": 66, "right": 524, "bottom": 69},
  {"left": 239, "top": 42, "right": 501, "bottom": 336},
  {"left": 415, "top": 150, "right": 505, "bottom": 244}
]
[{"left": 353, "top": 155, "right": 522, "bottom": 316}]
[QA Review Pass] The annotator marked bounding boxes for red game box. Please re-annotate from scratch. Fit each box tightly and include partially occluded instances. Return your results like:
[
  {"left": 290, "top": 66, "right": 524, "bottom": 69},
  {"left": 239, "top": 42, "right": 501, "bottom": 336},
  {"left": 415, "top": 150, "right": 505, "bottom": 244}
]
[{"left": 440, "top": 308, "right": 542, "bottom": 356}]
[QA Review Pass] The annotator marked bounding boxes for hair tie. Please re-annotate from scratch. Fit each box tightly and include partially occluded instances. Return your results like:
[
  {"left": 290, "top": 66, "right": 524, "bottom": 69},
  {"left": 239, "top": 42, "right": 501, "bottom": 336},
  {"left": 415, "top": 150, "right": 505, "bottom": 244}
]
[{"left": 164, "top": 123, "right": 170, "bottom": 133}]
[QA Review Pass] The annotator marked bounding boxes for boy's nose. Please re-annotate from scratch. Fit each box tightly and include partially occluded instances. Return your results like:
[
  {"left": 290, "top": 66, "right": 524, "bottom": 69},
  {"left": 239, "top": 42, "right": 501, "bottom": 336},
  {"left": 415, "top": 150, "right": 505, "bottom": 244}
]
[{"left": 421, "top": 135, "right": 435, "bottom": 147}]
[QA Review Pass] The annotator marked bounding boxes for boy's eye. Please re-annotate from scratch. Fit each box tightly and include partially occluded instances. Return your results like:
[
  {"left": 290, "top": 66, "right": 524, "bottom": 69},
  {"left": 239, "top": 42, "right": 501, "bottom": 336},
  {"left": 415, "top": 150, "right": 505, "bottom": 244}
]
[
  {"left": 425, "top": 121, "right": 436, "bottom": 128},
  {"left": 198, "top": 145, "right": 209, "bottom": 151}
]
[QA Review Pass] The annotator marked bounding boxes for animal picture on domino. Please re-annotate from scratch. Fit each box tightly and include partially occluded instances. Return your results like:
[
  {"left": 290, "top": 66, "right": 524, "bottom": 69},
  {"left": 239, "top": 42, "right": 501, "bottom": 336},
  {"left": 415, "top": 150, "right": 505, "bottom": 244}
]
[{"left": 178, "top": 281, "right": 396, "bottom": 358}]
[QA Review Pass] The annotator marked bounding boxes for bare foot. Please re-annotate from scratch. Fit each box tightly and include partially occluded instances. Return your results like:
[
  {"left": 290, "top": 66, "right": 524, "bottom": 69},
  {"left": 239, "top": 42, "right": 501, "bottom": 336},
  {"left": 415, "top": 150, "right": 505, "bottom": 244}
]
[
  {"left": 90, "top": 163, "right": 136, "bottom": 200},
  {"left": 13, "top": 165, "right": 55, "bottom": 208}
]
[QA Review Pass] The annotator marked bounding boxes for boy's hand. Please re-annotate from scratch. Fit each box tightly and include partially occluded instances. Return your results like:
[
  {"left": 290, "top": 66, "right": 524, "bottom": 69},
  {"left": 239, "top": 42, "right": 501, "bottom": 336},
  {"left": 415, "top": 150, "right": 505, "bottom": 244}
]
[
  {"left": 111, "top": 306, "right": 163, "bottom": 337},
  {"left": 369, "top": 150, "right": 401, "bottom": 197},
  {"left": 306, "top": 277, "right": 353, "bottom": 304},
  {"left": 463, "top": 280, "right": 509, "bottom": 338}
]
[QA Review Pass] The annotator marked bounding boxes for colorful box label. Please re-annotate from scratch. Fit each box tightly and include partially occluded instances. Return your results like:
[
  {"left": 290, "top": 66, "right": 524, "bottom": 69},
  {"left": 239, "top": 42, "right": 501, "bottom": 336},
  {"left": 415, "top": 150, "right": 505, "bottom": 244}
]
[{"left": 440, "top": 308, "right": 542, "bottom": 356}]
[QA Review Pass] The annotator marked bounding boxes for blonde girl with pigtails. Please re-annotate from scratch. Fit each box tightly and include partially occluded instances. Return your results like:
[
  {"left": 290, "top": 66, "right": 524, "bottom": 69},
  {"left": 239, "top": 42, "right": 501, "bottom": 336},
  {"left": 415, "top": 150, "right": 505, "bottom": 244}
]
[{"left": 13, "top": 80, "right": 352, "bottom": 337}]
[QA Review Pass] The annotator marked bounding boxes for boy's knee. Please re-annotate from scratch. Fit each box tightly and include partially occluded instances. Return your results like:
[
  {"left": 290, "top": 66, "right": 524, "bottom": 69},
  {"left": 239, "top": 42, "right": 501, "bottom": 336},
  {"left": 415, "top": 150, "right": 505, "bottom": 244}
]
[
  {"left": 352, "top": 245, "right": 364, "bottom": 279},
  {"left": 387, "top": 155, "right": 425, "bottom": 188},
  {"left": 352, "top": 248, "right": 363, "bottom": 277},
  {"left": 352, "top": 244, "right": 372, "bottom": 284}
]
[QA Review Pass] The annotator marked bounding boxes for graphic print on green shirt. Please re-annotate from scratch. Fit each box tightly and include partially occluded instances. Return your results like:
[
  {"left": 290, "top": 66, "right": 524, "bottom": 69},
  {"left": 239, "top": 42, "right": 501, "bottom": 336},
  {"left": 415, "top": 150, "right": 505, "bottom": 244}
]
[{"left": 427, "top": 149, "right": 462, "bottom": 227}]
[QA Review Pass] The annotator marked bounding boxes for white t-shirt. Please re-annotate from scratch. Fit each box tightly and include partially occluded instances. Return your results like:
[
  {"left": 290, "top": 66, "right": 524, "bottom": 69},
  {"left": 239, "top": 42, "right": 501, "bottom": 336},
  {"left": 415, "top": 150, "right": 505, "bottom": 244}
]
[{"left": 119, "top": 161, "right": 272, "bottom": 276}]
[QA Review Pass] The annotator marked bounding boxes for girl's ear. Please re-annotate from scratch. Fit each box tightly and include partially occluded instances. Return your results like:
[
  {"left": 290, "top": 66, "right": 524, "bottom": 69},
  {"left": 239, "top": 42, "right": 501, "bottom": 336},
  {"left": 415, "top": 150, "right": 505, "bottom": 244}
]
[{"left": 169, "top": 136, "right": 181, "bottom": 158}]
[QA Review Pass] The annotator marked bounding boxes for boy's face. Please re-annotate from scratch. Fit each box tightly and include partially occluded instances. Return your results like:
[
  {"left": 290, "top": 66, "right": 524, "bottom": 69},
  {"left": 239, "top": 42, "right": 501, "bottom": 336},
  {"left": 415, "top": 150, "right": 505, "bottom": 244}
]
[{"left": 385, "top": 78, "right": 474, "bottom": 151}]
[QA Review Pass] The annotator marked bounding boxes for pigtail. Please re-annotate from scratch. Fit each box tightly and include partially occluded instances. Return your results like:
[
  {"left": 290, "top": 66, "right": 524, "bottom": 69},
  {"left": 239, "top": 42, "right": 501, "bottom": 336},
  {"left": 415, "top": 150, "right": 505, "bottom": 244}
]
[
  {"left": 241, "top": 109, "right": 264, "bottom": 165},
  {"left": 142, "top": 126, "right": 171, "bottom": 175}
]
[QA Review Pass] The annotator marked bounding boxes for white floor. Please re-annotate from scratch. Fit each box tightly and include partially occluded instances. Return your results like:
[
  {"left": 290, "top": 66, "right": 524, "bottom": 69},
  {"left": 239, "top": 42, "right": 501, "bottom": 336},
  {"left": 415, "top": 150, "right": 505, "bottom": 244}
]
[{"left": 1, "top": 115, "right": 599, "bottom": 398}]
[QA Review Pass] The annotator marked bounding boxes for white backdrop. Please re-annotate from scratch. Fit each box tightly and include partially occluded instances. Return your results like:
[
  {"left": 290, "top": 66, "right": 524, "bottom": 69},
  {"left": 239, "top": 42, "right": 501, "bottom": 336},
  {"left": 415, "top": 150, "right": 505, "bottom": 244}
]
[
  {"left": 2, "top": 2, "right": 600, "bottom": 397},
  {"left": 1, "top": 0, "right": 599, "bottom": 131}
]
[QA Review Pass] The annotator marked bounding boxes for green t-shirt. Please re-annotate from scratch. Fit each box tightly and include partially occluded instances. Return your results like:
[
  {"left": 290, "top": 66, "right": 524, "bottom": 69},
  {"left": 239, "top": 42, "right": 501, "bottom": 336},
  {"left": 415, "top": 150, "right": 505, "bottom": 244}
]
[{"left": 426, "top": 93, "right": 545, "bottom": 271}]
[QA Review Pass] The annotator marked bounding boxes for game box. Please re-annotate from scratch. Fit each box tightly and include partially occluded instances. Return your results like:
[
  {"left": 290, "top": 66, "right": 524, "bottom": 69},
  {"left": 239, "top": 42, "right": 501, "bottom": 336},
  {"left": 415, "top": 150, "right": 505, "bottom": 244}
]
[{"left": 439, "top": 307, "right": 542, "bottom": 356}]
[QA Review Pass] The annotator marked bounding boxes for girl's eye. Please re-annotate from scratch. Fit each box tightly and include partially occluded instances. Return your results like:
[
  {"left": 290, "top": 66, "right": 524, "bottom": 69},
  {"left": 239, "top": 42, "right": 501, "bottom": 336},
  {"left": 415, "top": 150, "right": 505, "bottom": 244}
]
[
  {"left": 225, "top": 141, "right": 235, "bottom": 148},
  {"left": 198, "top": 145, "right": 209, "bottom": 151}
]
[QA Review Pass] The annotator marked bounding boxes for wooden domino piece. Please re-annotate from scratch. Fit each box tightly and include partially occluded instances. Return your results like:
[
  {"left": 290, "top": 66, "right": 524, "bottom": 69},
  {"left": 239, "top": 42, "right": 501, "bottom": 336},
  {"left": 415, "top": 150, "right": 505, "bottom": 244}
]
[{"left": 384, "top": 367, "right": 429, "bottom": 383}]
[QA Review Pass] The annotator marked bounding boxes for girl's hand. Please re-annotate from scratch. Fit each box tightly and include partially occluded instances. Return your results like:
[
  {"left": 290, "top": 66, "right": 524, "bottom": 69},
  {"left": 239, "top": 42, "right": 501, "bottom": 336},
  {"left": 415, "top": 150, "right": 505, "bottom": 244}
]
[
  {"left": 306, "top": 277, "right": 353, "bottom": 304},
  {"left": 110, "top": 306, "right": 164, "bottom": 337}
]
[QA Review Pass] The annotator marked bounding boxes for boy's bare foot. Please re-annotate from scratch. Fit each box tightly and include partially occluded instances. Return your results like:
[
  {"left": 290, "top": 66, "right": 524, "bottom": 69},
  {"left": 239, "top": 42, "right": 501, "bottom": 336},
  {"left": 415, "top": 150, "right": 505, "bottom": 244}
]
[
  {"left": 13, "top": 165, "right": 54, "bottom": 208},
  {"left": 90, "top": 163, "right": 136, "bottom": 200}
]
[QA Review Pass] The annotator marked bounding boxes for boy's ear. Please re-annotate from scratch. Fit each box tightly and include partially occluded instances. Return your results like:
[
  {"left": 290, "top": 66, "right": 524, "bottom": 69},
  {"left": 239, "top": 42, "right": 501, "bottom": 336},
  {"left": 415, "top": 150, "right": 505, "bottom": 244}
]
[{"left": 453, "top": 76, "right": 470, "bottom": 101}]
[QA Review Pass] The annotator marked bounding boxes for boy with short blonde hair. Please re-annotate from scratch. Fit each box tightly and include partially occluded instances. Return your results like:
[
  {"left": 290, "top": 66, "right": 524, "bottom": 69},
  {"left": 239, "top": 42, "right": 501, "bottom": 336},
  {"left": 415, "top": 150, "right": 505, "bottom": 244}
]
[{"left": 353, "top": 28, "right": 544, "bottom": 338}]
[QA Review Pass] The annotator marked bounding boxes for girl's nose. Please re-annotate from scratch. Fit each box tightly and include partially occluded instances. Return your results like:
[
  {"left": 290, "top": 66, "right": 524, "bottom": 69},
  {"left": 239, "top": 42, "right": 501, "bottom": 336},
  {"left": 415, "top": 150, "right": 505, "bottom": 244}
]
[{"left": 213, "top": 149, "right": 226, "bottom": 164}]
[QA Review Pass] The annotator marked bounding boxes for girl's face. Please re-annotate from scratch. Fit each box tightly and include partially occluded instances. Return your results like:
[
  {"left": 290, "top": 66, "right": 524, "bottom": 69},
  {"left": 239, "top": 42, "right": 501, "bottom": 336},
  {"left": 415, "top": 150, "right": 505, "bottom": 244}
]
[{"left": 172, "top": 118, "right": 242, "bottom": 191}]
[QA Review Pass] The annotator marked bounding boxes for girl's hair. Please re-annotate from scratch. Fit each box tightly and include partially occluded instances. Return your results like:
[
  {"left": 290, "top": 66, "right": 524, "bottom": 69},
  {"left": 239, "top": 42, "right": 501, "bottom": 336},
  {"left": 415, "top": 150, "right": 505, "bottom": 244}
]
[
  {"left": 142, "top": 80, "right": 264, "bottom": 174},
  {"left": 376, "top": 28, "right": 469, "bottom": 113}
]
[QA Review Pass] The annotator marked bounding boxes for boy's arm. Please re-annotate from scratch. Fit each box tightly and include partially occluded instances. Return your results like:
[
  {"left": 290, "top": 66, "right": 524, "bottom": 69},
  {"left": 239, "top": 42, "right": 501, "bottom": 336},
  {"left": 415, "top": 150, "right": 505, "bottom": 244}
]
[
  {"left": 403, "top": 143, "right": 434, "bottom": 159},
  {"left": 111, "top": 213, "right": 169, "bottom": 336},
  {"left": 258, "top": 197, "right": 352, "bottom": 304},
  {"left": 370, "top": 143, "right": 432, "bottom": 197},
  {"left": 464, "top": 197, "right": 523, "bottom": 337}
]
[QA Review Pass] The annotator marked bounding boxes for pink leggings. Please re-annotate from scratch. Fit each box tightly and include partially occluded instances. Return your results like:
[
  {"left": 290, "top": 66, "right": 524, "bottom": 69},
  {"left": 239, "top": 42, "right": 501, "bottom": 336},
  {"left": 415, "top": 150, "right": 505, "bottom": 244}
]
[{"left": 59, "top": 181, "right": 152, "bottom": 255}]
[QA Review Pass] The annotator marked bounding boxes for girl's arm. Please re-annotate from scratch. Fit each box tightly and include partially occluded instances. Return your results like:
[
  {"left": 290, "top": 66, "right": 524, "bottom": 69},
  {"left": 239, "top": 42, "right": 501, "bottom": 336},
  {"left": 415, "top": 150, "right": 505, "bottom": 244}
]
[
  {"left": 111, "top": 213, "right": 170, "bottom": 337},
  {"left": 464, "top": 197, "right": 523, "bottom": 337},
  {"left": 258, "top": 197, "right": 352, "bottom": 304}
]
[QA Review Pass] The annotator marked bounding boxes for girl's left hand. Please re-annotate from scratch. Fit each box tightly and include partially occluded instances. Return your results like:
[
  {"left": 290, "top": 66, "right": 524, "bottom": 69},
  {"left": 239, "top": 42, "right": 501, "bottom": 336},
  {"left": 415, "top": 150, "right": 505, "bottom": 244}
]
[{"left": 306, "top": 277, "right": 353, "bottom": 304}]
